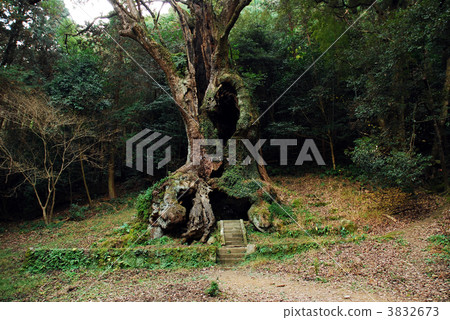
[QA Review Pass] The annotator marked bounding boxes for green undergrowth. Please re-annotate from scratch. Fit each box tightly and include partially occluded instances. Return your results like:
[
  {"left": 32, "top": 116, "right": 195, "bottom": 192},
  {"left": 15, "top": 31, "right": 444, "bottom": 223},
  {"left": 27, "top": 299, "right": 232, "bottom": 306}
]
[
  {"left": 427, "top": 234, "right": 450, "bottom": 264},
  {"left": 11, "top": 194, "right": 136, "bottom": 235},
  {"left": 24, "top": 246, "right": 217, "bottom": 272},
  {"left": 244, "top": 235, "right": 367, "bottom": 263},
  {"left": 136, "top": 177, "right": 169, "bottom": 222}
]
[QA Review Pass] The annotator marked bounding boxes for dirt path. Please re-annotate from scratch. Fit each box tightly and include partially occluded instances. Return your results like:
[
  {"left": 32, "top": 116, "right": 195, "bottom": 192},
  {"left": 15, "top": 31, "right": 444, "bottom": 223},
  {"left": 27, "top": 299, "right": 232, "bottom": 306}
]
[
  {"left": 46, "top": 266, "right": 396, "bottom": 302},
  {"left": 206, "top": 268, "right": 395, "bottom": 302},
  {"left": 400, "top": 204, "right": 449, "bottom": 246}
]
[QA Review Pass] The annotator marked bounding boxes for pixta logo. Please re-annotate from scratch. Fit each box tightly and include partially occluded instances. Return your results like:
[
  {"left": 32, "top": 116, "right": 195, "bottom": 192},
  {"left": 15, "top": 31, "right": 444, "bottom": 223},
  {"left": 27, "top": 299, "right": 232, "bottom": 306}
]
[
  {"left": 192, "top": 138, "right": 325, "bottom": 166},
  {"left": 126, "top": 129, "right": 325, "bottom": 176},
  {"left": 126, "top": 129, "right": 172, "bottom": 176}
]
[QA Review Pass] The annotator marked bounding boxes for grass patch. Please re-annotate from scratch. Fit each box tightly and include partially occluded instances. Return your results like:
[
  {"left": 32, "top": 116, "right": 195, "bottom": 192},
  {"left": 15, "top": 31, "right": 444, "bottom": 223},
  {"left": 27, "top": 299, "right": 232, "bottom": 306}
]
[
  {"left": 427, "top": 234, "right": 450, "bottom": 263},
  {"left": 268, "top": 202, "right": 294, "bottom": 222}
]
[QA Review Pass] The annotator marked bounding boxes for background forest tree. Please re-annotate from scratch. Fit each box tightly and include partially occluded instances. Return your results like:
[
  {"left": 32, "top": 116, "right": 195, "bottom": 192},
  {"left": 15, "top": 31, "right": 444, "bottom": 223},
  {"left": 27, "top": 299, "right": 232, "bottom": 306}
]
[{"left": 0, "top": 0, "right": 448, "bottom": 235}]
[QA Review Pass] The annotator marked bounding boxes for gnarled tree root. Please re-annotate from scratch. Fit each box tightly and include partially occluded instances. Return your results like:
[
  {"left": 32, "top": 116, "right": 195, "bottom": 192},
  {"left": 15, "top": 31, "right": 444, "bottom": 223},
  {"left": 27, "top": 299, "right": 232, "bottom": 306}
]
[{"left": 148, "top": 172, "right": 216, "bottom": 243}]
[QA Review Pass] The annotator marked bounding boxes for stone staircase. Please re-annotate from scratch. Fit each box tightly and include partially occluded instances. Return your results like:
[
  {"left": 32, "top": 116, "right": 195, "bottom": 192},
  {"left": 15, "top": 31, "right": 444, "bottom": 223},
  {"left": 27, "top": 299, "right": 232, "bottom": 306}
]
[{"left": 217, "top": 219, "right": 248, "bottom": 265}]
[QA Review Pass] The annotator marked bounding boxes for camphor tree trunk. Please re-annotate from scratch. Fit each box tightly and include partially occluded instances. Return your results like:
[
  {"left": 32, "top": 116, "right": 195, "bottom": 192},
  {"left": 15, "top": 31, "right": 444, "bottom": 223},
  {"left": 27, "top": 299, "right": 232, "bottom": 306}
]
[{"left": 110, "top": 0, "right": 270, "bottom": 242}]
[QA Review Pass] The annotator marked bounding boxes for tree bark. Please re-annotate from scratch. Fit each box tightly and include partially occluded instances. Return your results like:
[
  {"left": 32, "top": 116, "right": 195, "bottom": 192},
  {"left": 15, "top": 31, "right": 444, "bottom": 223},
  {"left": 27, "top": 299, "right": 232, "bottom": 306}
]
[{"left": 108, "top": 150, "right": 117, "bottom": 199}]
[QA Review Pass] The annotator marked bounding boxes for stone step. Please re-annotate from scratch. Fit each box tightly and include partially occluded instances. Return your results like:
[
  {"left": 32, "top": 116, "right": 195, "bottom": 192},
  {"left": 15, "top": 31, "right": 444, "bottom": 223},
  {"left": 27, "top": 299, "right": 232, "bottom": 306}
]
[
  {"left": 217, "top": 252, "right": 245, "bottom": 259},
  {"left": 218, "top": 247, "right": 246, "bottom": 254},
  {"left": 224, "top": 235, "right": 244, "bottom": 240},
  {"left": 224, "top": 233, "right": 243, "bottom": 238},
  {"left": 225, "top": 233, "right": 244, "bottom": 239},
  {"left": 225, "top": 239, "right": 244, "bottom": 244},
  {"left": 225, "top": 238, "right": 244, "bottom": 242},
  {"left": 218, "top": 257, "right": 245, "bottom": 263},
  {"left": 225, "top": 242, "right": 244, "bottom": 246},
  {"left": 225, "top": 237, "right": 244, "bottom": 241},
  {"left": 225, "top": 242, "right": 245, "bottom": 246}
]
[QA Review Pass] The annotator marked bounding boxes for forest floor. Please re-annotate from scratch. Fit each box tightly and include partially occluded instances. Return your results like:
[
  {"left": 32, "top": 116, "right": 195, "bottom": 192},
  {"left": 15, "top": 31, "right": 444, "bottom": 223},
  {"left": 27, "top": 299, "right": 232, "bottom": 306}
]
[{"left": 0, "top": 174, "right": 449, "bottom": 301}]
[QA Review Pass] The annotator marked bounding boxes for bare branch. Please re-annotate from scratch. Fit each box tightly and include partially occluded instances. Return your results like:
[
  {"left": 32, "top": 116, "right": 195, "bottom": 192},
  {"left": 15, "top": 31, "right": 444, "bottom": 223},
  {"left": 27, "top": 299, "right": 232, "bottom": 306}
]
[{"left": 72, "top": 12, "right": 117, "bottom": 36}]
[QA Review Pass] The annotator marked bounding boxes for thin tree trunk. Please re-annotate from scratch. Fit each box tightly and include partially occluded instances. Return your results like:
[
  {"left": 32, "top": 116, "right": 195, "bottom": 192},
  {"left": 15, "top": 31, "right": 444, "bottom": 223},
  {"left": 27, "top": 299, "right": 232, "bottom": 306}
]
[
  {"left": 68, "top": 172, "right": 73, "bottom": 204},
  {"left": 432, "top": 118, "right": 448, "bottom": 191},
  {"left": 41, "top": 205, "right": 49, "bottom": 225},
  {"left": 108, "top": 150, "right": 117, "bottom": 199},
  {"left": 49, "top": 188, "right": 56, "bottom": 222},
  {"left": 328, "top": 132, "right": 336, "bottom": 170},
  {"left": 0, "top": 0, "right": 42, "bottom": 65},
  {"left": 80, "top": 155, "right": 92, "bottom": 206}
]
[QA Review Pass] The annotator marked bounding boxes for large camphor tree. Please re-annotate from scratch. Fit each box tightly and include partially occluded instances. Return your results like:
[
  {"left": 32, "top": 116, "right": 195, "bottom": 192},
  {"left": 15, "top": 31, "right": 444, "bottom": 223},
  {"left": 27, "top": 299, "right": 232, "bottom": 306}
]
[{"left": 109, "top": 0, "right": 272, "bottom": 242}]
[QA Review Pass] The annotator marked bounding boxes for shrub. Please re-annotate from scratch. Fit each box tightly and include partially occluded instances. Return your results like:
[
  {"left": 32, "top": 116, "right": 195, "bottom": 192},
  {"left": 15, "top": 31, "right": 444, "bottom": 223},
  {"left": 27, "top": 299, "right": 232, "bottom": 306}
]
[
  {"left": 69, "top": 204, "right": 89, "bottom": 221},
  {"left": 348, "top": 137, "right": 431, "bottom": 190},
  {"left": 205, "top": 281, "right": 220, "bottom": 297}
]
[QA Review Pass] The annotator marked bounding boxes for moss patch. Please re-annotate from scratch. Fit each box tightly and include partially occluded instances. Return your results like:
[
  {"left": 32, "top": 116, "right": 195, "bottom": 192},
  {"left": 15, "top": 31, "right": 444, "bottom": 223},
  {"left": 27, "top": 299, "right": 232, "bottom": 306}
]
[
  {"left": 135, "top": 177, "right": 169, "bottom": 222},
  {"left": 217, "top": 165, "right": 261, "bottom": 200}
]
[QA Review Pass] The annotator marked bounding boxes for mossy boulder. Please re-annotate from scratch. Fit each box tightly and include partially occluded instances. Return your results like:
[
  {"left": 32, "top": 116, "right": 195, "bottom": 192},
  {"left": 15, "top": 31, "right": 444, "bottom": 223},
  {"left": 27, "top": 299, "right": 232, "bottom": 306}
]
[{"left": 248, "top": 201, "right": 272, "bottom": 232}]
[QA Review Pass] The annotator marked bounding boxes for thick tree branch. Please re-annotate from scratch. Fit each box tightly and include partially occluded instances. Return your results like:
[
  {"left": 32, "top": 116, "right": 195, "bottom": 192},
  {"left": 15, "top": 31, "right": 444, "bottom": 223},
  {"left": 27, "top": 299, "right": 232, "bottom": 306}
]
[
  {"left": 222, "top": 0, "right": 251, "bottom": 38},
  {"left": 108, "top": 0, "right": 179, "bottom": 88}
]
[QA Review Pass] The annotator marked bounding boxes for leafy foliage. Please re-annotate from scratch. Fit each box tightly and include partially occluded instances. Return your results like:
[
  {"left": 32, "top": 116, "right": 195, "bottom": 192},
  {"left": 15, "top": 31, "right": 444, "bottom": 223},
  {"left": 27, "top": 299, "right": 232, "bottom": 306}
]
[
  {"left": 68, "top": 204, "right": 89, "bottom": 221},
  {"left": 48, "top": 53, "right": 109, "bottom": 112},
  {"left": 348, "top": 137, "right": 432, "bottom": 190}
]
